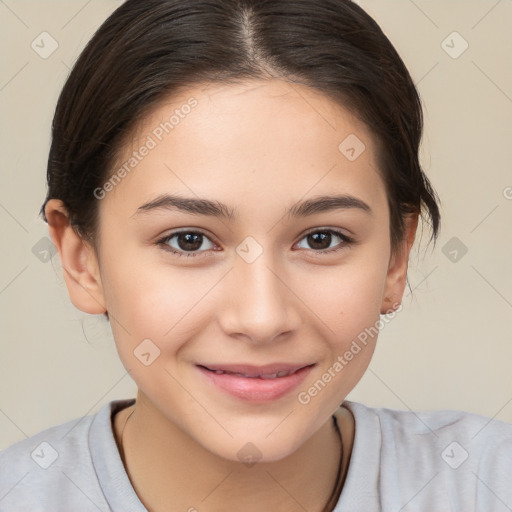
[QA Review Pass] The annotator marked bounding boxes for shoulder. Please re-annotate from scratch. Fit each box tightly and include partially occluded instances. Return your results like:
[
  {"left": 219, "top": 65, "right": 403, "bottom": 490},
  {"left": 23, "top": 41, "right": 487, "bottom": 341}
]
[
  {"left": 343, "top": 400, "right": 512, "bottom": 469},
  {"left": 335, "top": 401, "right": 512, "bottom": 511},
  {"left": 0, "top": 399, "right": 135, "bottom": 512},
  {"left": 344, "top": 400, "right": 512, "bottom": 454},
  {"left": 345, "top": 399, "right": 512, "bottom": 435}
]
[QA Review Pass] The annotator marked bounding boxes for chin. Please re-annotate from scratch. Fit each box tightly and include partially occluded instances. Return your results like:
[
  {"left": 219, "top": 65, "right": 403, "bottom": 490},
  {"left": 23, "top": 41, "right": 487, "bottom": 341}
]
[{"left": 202, "top": 426, "right": 312, "bottom": 466}]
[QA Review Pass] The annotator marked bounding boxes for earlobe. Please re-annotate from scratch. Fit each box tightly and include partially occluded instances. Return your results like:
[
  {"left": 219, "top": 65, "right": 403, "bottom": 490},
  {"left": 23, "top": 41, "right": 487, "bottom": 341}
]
[
  {"left": 380, "top": 213, "right": 419, "bottom": 315},
  {"left": 45, "top": 199, "right": 107, "bottom": 314}
]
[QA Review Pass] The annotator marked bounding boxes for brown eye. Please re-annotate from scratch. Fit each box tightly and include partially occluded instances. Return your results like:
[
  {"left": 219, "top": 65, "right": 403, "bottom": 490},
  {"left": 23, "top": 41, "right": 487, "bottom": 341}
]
[
  {"left": 306, "top": 232, "right": 332, "bottom": 250},
  {"left": 175, "top": 233, "right": 203, "bottom": 251},
  {"left": 158, "top": 231, "right": 215, "bottom": 257},
  {"left": 296, "top": 229, "right": 353, "bottom": 253}
]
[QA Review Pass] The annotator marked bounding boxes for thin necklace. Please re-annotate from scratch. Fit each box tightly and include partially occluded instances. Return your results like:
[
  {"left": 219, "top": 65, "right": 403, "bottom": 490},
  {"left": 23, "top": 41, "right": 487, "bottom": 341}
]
[
  {"left": 118, "top": 405, "right": 135, "bottom": 465},
  {"left": 321, "top": 414, "right": 346, "bottom": 512},
  {"left": 119, "top": 409, "right": 345, "bottom": 511}
]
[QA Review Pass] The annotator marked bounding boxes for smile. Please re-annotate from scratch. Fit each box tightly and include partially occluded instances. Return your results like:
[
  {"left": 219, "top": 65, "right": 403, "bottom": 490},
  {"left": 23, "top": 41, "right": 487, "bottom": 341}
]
[{"left": 197, "top": 363, "right": 316, "bottom": 402}]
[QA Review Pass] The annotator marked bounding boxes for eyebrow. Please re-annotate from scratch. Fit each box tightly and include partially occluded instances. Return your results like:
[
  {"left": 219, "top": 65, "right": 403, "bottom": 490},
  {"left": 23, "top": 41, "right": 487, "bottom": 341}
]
[{"left": 134, "top": 193, "right": 372, "bottom": 220}]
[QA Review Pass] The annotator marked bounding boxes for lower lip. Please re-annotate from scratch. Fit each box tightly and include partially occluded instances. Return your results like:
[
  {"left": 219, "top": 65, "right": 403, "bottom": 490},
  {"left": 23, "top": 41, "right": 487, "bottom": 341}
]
[{"left": 198, "top": 365, "right": 314, "bottom": 402}]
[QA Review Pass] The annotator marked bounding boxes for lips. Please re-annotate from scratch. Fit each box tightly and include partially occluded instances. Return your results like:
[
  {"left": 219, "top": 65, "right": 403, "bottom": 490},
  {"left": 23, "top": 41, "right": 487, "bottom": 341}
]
[{"left": 197, "top": 363, "right": 315, "bottom": 402}]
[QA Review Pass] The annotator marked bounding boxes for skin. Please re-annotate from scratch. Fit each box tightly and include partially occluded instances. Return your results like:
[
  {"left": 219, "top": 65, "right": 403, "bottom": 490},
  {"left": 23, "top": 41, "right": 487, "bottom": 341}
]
[{"left": 45, "top": 79, "right": 418, "bottom": 511}]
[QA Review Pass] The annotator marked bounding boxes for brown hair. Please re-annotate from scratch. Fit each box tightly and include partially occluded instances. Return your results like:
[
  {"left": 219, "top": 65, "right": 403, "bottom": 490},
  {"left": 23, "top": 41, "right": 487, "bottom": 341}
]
[{"left": 41, "top": 0, "right": 440, "bottom": 254}]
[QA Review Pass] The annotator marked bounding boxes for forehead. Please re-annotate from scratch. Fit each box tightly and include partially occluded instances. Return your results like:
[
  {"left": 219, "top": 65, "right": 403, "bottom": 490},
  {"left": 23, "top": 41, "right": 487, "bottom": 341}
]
[{"left": 101, "top": 79, "right": 388, "bottom": 221}]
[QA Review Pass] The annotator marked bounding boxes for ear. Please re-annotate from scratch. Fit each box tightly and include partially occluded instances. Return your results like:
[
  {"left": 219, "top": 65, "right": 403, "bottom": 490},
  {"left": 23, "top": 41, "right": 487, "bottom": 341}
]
[
  {"left": 380, "top": 213, "right": 419, "bottom": 315},
  {"left": 45, "top": 199, "right": 107, "bottom": 314}
]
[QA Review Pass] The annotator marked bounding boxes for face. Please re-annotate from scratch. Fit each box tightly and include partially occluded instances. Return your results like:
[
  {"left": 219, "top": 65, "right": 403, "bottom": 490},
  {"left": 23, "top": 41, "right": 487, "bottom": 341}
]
[{"left": 86, "top": 79, "right": 408, "bottom": 462}]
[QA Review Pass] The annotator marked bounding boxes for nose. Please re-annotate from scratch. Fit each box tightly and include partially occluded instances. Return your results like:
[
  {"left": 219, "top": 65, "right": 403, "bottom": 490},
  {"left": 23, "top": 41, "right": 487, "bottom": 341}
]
[{"left": 217, "top": 248, "right": 302, "bottom": 345}]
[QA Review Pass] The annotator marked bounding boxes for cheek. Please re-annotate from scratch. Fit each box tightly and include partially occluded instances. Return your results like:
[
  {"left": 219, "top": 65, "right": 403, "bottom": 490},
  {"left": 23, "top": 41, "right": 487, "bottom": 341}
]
[
  {"left": 301, "top": 248, "right": 390, "bottom": 389},
  {"left": 101, "top": 249, "right": 220, "bottom": 364},
  {"left": 102, "top": 264, "right": 203, "bottom": 399},
  {"left": 308, "top": 252, "right": 389, "bottom": 337}
]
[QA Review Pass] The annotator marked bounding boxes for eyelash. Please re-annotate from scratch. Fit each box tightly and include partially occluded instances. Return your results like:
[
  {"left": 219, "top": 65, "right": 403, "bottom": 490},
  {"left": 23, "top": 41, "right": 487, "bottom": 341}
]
[{"left": 156, "top": 228, "right": 354, "bottom": 259}]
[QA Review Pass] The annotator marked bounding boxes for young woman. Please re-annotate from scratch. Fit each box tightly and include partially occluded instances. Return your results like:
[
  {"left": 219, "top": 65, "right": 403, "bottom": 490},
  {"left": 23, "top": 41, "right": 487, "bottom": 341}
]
[{"left": 1, "top": 1, "right": 511, "bottom": 511}]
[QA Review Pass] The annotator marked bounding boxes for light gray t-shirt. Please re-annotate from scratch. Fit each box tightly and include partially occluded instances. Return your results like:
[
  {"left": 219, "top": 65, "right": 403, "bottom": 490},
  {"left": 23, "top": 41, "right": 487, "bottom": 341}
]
[{"left": 1, "top": 398, "right": 511, "bottom": 511}]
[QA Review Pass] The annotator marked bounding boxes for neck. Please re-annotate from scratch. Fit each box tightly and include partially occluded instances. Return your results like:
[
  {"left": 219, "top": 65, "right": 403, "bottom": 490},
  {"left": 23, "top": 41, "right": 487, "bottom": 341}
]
[{"left": 114, "top": 391, "right": 353, "bottom": 512}]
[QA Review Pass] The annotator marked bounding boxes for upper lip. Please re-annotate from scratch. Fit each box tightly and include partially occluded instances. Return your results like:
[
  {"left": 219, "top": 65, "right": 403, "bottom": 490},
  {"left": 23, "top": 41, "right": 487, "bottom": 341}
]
[{"left": 198, "top": 363, "right": 315, "bottom": 378}]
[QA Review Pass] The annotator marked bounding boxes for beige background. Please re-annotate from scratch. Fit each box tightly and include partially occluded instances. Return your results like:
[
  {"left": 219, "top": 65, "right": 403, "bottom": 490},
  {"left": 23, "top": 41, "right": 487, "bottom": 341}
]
[{"left": 1, "top": 0, "right": 511, "bottom": 450}]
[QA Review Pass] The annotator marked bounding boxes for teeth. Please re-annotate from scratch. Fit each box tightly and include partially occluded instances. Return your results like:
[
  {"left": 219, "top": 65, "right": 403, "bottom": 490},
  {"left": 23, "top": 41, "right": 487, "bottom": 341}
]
[{"left": 209, "top": 368, "right": 297, "bottom": 378}]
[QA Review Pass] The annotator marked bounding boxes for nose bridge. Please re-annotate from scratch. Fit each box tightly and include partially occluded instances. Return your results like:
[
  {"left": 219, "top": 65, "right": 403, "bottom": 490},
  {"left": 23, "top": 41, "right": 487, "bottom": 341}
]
[{"left": 219, "top": 239, "right": 300, "bottom": 343}]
